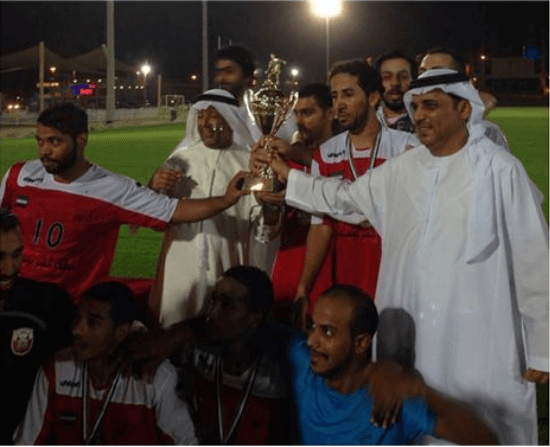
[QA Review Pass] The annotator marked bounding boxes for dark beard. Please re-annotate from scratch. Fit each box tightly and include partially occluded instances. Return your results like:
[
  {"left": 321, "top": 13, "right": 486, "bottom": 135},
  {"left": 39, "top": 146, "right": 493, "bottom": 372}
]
[
  {"left": 382, "top": 96, "right": 405, "bottom": 112},
  {"left": 343, "top": 107, "right": 370, "bottom": 133},
  {"left": 42, "top": 138, "right": 78, "bottom": 174}
]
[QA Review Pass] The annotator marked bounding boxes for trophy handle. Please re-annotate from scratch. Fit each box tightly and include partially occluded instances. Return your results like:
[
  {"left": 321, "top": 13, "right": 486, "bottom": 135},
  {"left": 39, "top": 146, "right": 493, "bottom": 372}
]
[{"left": 244, "top": 89, "right": 257, "bottom": 124}]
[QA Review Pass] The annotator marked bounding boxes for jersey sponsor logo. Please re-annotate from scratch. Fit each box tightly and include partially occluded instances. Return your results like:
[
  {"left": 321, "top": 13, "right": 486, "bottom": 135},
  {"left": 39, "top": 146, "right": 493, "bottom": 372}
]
[
  {"left": 59, "top": 412, "right": 78, "bottom": 424},
  {"left": 22, "top": 176, "right": 44, "bottom": 184},
  {"left": 11, "top": 327, "right": 34, "bottom": 356},
  {"left": 326, "top": 150, "right": 345, "bottom": 158},
  {"left": 60, "top": 380, "right": 81, "bottom": 388},
  {"left": 15, "top": 195, "right": 29, "bottom": 207}
]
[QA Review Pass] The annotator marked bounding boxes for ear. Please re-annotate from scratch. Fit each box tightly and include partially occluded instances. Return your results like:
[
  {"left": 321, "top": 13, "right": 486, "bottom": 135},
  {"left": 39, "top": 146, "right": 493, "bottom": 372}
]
[
  {"left": 368, "top": 91, "right": 381, "bottom": 108},
  {"left": 354, "top": 333, "right": 373, "bottom": 355},
  {"left": 114, "top": 322, "right": 131, "bottom": 344},
  {"left": 76, "top": 133, "right": 88, "bottom": 151},
  {"left": 459, "top": 99, "right": 472, "bottom": 121}
]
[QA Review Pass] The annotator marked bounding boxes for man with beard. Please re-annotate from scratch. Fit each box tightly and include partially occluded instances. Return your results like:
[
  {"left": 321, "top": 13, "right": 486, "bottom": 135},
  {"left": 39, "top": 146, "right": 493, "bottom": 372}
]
[
  {"left": 1, "top": 210, "right": 76, "bottom": 444},
  {"left": 122, "top": 266, "right": 298, "bottom": 444},
  {"left": 0, "top": 103, "right": 250, "bottom": 302},
  {"left": 267, "top": 69, "right": 549, "bottom": 444},
  {"left": 290, "top": 284, "right": 498, "bottom": 444},
  {"left": 14, "top": 281, "right": 197, "bottom": 444},
  {"left": 214, "top": 45, "right": 256, "bottom": 106},
  {"left": 253, "top": 84, "right": 336, "bottom": 321},
  {"left": 214, "top": 45, "right": 296, "bottom": 143},
  {"left": 418, "top": 47, "right": 510, "bottom": 151},
  {"left": 281, "top": 60, "right": 417, "bottom": 322},
  {"left": 373, "top": 49, "right": 417, "bottom": 133}
]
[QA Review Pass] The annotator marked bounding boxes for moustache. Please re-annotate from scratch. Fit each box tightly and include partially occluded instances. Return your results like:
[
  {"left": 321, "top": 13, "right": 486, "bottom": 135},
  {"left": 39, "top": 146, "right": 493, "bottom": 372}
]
[{"left": 387, "top": 88, "right": 403, "bottom": 95}]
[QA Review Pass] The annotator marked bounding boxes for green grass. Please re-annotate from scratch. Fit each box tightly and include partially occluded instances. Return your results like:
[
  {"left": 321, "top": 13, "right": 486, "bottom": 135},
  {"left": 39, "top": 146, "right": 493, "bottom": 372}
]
[
  {"left": 486, "top": 107, "right": 549, "bottom": 219},
  {"left": 0, "top": 123, "right": 185, "bottom": 278},
  {"left": 0, "top": 109, "right": 548, "bottom": 443}
]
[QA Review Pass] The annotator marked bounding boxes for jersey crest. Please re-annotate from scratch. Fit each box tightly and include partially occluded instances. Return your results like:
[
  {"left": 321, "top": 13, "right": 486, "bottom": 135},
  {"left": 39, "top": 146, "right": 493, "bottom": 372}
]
[{"left": 11, "top": 327, "right": 34, "bottom": 356}]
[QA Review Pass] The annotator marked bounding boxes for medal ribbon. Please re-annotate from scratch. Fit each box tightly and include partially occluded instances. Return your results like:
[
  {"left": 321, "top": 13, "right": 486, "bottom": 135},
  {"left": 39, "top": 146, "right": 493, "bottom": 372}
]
[
  {"left": 215, "top": 352, "right": 263, "bottom": 445},
  {"left": 81, "top": 362, "right": 121, "bottom": 445},
  {"left": 345, "top": 130, "right": 382, "bottom": 180}
]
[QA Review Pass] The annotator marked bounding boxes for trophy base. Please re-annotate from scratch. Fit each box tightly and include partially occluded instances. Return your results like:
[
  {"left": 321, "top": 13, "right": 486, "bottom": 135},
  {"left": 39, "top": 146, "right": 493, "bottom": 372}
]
[{"left": 243, "top": 175, "right": 277, "bottom": 192}]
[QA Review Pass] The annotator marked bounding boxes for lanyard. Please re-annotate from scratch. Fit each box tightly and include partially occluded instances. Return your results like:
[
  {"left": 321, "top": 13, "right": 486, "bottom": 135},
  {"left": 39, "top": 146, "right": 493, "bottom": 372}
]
[
  {"left": 81, "top": 362, "right": 121, "bottom": 445},
  {"left": 345, "top": 130, "right": 382, "bottom": 180},
  {"left": 215, "top": 352, "right": 262, "bottom": 445}
]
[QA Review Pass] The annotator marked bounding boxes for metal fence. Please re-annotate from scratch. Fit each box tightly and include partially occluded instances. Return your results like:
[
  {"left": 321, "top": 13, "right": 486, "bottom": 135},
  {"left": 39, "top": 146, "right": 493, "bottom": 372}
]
[{"left": 0, "top": 106, "right": 187, "bottom": 127}]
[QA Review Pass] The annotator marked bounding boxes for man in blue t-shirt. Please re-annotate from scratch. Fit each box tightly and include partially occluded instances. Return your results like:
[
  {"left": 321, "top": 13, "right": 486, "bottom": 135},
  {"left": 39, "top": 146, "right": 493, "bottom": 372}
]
[{"left": 289, "top": 285, "right": 497, "bottom": 445}]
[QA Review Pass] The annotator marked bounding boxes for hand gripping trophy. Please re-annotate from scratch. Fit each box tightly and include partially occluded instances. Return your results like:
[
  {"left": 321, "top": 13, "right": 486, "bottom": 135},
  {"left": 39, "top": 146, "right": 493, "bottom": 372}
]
[{"left": 244, "top": 54, "right": 299, "bottom": 191}]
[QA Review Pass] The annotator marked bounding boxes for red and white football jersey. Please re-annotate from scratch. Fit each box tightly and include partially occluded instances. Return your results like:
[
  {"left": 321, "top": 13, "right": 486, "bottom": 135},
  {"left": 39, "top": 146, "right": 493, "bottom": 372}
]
[
  {"left": 14, "top": 350, "right": 197, "bottom": 445},
  {"left": 310, "top": 128, "right": 418, "bottom": 299},
  {"left": 0, "top": 161, "right": 178, "bottom": 301}
]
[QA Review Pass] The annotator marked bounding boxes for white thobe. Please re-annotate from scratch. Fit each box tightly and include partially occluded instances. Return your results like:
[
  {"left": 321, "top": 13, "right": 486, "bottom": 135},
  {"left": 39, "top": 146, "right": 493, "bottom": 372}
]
[
  {"left": 285, "top": 130, "right": 549, "bottom": 445},
  {"left": 158, "top": 141, "right": 272, "bottom": 327}
]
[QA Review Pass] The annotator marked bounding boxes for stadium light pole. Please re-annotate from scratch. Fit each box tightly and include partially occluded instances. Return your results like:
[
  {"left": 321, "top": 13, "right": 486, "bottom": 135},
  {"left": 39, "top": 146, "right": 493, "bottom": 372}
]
[
  {"left": 141, "top": 63, "right": 151, "bottom": 105},
  {"left": 309, "top": 0, "right": 342, "bottom": 82},
  {"left": 202, "top": 0, "right": 208, "bottom": 92},
  {"left": 104, "top": 0, "right": 115, "bottom": 124}
]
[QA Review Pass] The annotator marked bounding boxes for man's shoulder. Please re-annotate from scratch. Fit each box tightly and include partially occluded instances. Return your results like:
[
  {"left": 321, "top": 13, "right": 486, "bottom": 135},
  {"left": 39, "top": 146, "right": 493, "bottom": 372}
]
[
  {"left": 11, "top": 276, "right": 69, "bottom": 296},
  {"left": 7, "top": 160, "right": 46, "bottom": 186},
  {"left": 471, "top": 131, "right": 522, "bottom": 172},
  {"left": 7, "top": 277, "right": 72, "bottom": 312},
  {"left": 318, "top": 132, "right": 348, "bottom": 163},
  {"left": 381, "top": 127, "right": 420, "bottom": 155}
]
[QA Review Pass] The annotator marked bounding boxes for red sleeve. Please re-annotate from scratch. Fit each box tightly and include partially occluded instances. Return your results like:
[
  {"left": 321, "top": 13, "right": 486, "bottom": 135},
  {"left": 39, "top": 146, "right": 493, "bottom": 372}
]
[{"left": 1, "top": 162, "right": 25, "bottom": 209}]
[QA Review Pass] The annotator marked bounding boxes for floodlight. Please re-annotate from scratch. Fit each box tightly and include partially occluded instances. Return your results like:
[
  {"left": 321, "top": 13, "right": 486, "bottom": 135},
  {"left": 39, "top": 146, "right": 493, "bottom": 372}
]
[
  {"left": 141, "top": 64, "right": 151, "bottom": 76},
  {"left": 310, "top": 0, "right": 342, "bottom": 18}
]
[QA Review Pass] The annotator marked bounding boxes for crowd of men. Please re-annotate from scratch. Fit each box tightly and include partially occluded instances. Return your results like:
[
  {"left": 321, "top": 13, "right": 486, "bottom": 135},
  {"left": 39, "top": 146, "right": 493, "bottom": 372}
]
[{"left": 0, "top": 43, "right": 547, "bottom": 445}]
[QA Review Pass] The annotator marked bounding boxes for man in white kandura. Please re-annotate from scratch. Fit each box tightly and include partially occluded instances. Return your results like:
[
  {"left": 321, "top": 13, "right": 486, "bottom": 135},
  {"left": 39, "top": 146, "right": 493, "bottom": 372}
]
[
  {"left": 267, "top": 69, "right": 549, "bottom": 444},
  {"left": 149, "top": 89, "right": 274, "bottom": 327}
]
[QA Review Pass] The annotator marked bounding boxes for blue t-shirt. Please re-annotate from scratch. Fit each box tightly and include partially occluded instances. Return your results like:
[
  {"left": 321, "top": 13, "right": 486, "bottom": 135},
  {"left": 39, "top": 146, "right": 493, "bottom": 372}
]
[{"left": 288, "top": 334, "right": 436, "bottom": 445}]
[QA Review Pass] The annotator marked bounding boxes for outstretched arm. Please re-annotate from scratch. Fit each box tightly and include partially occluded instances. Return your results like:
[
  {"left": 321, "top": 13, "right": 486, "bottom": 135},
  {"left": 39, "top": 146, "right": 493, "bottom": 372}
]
[
  {"left": 365, "top": 361, "right": 498, "bottom": 445},
  {"left": 118, "top": 320, "right": 197, "bottom": 379},
  {"left": 170, "top": 170, "right": 249, "bottom": 223}
]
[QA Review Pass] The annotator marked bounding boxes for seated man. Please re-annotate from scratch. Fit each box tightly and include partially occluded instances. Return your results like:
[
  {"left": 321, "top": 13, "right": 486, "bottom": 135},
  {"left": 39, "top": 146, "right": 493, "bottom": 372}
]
[
  {"left": 1, "top": 210, "right": 76, "bottom": 444},
  {"left": 124, "top": 266, "right": 297, "bottom": 445},
  {"left": 14, "top": 282, "right": 197, "bottom": 445},
  {"left": 291, "top": 285, "right": 498, "bottom": 445},
  {"left": 123, "top": 279, "right": 497, "bottom": 445}
]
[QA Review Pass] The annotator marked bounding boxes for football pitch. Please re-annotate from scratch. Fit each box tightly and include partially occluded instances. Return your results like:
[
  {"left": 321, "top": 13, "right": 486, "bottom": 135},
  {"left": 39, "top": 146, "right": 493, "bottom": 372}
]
[
  {"left": 1, "top": 106, "right": 549, "bottom": 442},
  {"left": 1, "top": 106, "right": 547, "bottom": 279}
]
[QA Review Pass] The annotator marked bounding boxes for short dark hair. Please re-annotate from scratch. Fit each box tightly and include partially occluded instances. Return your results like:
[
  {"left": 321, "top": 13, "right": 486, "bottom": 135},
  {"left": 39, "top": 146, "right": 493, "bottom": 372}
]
[
  {"left": 320, "top": 284, "right": 378, "bottom": 338},
  {"left": 329, "top": 59, "right": 383, "bottom": 96},
  {"left": 424, "top": 47, "right": 466, "bottom": 72},
  {"left": 223, "top": 266, "right": 273, "bottom": 321},
  {"left": 298, "top": 83, "right": 332, "bottom": 109},
  {"left": 373, "top": 49, "right": 418, "bottom": 80},
  {"left": 81, "top": 282, "right": 142, "bottom": 327},
  {"left": 0, "top": 210, "right": 20, "bottom": 233},
  {"left": 214, "top": 45, "right": 255, "bottom": 79},
  {"left": 37, "top": 102, "right": 88, "bottom": 138}
]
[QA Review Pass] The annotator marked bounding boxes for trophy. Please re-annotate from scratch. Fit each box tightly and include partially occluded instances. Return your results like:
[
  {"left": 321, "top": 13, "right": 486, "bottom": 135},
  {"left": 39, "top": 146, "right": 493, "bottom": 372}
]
[{"left": 243, "top": 54, "right": 299, "bottom": 191}]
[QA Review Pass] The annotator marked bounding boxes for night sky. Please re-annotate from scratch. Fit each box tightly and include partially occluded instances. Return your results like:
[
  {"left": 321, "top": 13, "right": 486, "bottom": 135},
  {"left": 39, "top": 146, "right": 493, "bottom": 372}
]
[{"left": 1, "top": 1, "right": 548, "bottom": 84}]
